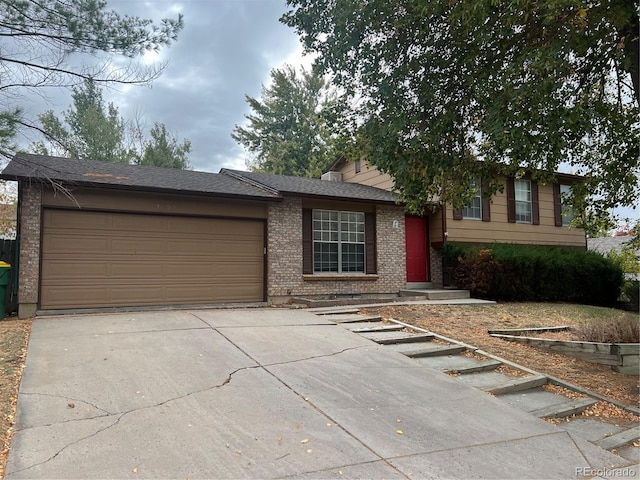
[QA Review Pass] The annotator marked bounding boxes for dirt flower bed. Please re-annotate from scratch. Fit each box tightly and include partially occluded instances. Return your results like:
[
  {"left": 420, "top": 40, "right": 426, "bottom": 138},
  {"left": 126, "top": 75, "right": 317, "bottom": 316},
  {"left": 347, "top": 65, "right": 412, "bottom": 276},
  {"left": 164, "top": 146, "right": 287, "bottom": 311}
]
[
  {"left": 362, "top": 303, "right": 640, "bottom": 408},
  {"left": 0, "top": 317, "right": 31, "bottom": 479}
]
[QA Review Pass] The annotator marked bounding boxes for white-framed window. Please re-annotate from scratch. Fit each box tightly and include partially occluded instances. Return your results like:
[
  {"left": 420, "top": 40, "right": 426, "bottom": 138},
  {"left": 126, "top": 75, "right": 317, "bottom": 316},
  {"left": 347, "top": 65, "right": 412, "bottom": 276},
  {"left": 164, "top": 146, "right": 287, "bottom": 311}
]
[
  {"left": 462, "top": 179, "right": 482, "bottom": 220},
  {"left": 313, "top": 210, "right": 365, "bottom": 273},
  {"left": 515, "top": 179, "right": 532, "bottom": 224},
  {"left": 560, "top": 184, "right": 575, "bottom": 226}
]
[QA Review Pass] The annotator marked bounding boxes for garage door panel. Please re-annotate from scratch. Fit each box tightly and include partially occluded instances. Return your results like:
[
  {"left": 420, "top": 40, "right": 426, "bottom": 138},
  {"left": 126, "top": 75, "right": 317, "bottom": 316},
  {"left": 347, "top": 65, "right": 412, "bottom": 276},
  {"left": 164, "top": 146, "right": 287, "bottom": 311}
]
[
  {"left": 41, "top": 209, "right": 265, "bottom": 309},
  {"left": 46, "top": 210, "right": 112, "bottom": 230},
  {"left": 41, "top": 260, "right": 109, "bottom": 279},
  {"left": 43, "top": 234, "right": 111, "bottom": 254}
]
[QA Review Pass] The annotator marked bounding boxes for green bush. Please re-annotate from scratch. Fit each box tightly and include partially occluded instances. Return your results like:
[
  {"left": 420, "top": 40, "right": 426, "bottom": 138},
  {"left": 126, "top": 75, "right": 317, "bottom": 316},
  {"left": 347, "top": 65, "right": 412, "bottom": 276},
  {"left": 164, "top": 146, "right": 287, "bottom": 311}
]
[
  {"left": 442, "top": 242, "right": 624, "bottom": 306},
  {"left": 621, "top": 280, "right": 639, "bottom": 310}
]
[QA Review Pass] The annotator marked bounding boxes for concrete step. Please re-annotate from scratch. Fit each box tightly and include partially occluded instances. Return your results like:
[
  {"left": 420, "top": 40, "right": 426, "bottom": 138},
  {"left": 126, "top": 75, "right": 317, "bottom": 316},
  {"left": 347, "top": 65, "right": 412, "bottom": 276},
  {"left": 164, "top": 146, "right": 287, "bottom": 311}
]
[
  {"left": 530, "top": 397, "right": 599, "bottom": 419},
  {"left": 325, "top": 314, "right": 383, "bottom": 324},
  {"left": 445, "top": 360, "right": 503, "bottom": 375},
  {"left": 364, "top": 332, "right": 435, "bottom": 345},
  {"left": 351, "top": 324, "right": 405, "bottom": 333},
  {"left": 403, "top": 345, "right": 467, "bottom": 358},
  {"left": 484, "top": 375, "right": 548, "bottom": 395},
  {"left": 594, "top": 426, "right": 640, "bottom": 451},
  {"left": 399, "top": 289, "right": 470, "bottom": 300},
  {"left": 309, "top": 307, "right": 361, "bottom": 315},
  {"left": 415, "top": 355, "right": 503, "bottom": 374}
]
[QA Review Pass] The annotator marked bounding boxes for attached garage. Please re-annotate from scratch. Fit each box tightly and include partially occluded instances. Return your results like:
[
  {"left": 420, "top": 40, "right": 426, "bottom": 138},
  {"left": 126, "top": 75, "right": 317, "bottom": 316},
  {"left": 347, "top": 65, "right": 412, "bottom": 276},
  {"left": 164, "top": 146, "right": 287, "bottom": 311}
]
[{"left": 40, "top": 209, "right": 265, "bottom": 309}]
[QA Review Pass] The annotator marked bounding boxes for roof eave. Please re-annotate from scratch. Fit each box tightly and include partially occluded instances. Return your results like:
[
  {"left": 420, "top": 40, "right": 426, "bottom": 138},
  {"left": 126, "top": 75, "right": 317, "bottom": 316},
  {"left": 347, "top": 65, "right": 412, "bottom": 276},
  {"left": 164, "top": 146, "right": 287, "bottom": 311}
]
[
  {"left": 2, "top": 175, "right": 282, "bottom": 203},
  {"left": 280, "top": 191, "right": 401, "bottom": 205}
]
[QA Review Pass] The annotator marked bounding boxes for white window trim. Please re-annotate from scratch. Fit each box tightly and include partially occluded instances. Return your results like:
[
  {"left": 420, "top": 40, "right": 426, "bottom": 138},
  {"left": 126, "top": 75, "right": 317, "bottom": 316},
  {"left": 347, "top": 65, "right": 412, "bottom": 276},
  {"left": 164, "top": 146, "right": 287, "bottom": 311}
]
[
  {"left": 560, "top": 184, "right": 575, "bottom": 226},
  {"left": 312, "top": 209, "right": 365, "bottom": 274},
  {"left": 462, "top": 179, "right": 482, "bottom": 220},
  {"left": 515, "top": 179, "right": 532, "bottom": 224}
]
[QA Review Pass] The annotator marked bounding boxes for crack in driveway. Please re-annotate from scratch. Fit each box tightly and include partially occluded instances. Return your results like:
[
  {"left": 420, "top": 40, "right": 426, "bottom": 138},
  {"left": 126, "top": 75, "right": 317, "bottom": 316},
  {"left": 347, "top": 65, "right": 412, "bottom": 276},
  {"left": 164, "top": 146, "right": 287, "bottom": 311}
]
[{"left": 7, "top": 332, "right": 367, "bottom": 477}]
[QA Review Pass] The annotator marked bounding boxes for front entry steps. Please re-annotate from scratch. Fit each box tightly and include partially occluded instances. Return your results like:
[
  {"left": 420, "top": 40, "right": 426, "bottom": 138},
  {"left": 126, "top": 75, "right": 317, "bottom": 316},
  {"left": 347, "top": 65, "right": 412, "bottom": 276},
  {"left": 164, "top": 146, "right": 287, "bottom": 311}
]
[
  {"left": 317, "top": 310, "right": 640, "bottom": 464},
  {"left": 399, "top": 289, "right": 470, "bottom": 300}
]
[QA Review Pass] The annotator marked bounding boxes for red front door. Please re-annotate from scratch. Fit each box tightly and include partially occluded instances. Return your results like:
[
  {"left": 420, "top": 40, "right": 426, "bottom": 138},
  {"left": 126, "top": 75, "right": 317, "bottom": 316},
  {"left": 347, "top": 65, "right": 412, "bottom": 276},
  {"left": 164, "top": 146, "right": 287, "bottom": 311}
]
[{"left": 405, "top": 215, "right": 429, "bottom": 282}]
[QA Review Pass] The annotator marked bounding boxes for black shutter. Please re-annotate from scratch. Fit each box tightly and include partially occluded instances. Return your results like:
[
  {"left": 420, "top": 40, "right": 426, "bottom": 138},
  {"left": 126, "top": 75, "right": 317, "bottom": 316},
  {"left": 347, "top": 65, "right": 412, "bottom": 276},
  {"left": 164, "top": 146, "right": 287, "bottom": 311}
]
[
  {"left": 481, "top": 179, "right": 491, "bottom": 222},
  {"left": 553, "top": 183, "right": 562, "bottom": 227},
  {"left": 506, "top": 177, "right": 516, "bottom": 223},
  {"left": 365, "top": 212, "right": 377, "bottom": 274},
  {"left": 302, "top": 209, "right": 313, "bottom": 274}
]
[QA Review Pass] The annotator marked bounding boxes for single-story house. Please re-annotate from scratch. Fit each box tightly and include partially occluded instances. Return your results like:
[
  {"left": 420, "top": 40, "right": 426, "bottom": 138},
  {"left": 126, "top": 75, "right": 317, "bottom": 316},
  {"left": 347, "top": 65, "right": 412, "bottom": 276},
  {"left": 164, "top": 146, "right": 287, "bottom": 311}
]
[
  {"left": 326, "top": 157, "right": 587, "bottom": 287},
  {"left": 2, "top": 154, "right": 407, "bottom": 318}
]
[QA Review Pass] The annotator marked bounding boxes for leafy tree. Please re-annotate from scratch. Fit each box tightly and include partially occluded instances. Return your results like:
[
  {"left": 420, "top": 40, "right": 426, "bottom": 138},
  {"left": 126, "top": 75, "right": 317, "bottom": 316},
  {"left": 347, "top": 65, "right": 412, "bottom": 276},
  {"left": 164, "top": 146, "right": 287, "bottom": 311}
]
[
  {"left": 0, "top": 0, "right": 183, "bottom": 160},
  {"left": 33, "top": 79, "right": 136, "bottom": 164},
  {"left": 138, "top": 123, "right": 191, "bottom": 169},
  {"left": 33, "top": 80, "right": 190, "bottom": 169},
  {"left": 282, "top": 0, "right": 639, "bottom": 225},
  {"left": 232, "top": 64, "right": 347, "bottom": 178}
]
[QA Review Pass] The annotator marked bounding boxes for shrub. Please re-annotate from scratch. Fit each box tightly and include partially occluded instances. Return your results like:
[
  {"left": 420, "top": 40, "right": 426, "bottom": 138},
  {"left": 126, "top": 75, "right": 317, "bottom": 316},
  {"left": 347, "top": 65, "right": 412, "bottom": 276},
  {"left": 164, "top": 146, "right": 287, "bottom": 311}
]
[
  {"left": 621, "top": 280, "right": 639, "bottom": 310},
  {"left": 442, "top": 242, "right": 624, "bottom": 307},
  {"left": 576, "top": 317, "right": 639, "bottom": 343}
]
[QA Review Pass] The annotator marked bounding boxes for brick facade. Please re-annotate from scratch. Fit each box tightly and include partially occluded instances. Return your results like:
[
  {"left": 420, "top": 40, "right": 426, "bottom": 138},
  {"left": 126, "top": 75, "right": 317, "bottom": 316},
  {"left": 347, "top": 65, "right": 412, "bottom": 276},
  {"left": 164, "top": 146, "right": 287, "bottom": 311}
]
[
  {"left": 15, "top": 186, "right": 408, "bottom": 314},
  {"left": 18, "top": 184, "right": 42, "bottom": 317},
  {"left": 430, "top": 246, "right": 443, "bottom": 288},
  {"left": 267, "top": 199, "right": 406, "bottom": 301}
]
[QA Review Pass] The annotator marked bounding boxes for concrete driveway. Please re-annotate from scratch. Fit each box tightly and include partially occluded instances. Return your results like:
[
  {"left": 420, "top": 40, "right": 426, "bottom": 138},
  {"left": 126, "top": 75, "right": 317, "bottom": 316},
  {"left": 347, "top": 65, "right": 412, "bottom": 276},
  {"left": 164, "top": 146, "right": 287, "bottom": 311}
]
[{"left": 5, "top": 308, "right": 629, "bottom": 479}]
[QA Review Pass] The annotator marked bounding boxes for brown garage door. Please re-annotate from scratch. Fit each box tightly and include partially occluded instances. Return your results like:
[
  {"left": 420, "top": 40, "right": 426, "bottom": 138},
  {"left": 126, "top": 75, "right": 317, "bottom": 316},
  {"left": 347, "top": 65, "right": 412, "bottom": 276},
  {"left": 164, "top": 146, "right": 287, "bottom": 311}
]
[{"left": 40, "top": 209, "right": 265, "bottom": 309}]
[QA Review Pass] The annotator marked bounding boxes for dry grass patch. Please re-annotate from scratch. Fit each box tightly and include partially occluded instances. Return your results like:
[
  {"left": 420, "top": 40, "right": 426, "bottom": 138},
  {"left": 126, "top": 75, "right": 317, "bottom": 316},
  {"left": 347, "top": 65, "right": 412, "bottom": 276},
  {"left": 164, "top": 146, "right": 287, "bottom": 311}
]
[{"left": 0, "top": 317, "right": 31, "bottom": 479}]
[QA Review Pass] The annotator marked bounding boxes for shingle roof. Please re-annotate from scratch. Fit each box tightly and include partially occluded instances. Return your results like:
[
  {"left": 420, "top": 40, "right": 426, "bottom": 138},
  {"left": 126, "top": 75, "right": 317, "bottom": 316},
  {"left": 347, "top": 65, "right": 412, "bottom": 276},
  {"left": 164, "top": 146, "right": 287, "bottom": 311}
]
[
  {"left": 1, "top": 153, "right": 279, "bottom": 200},
  {"left": 587, "top": 235, "right": 634, "bottom": 255},
  {"left": 221, "top": 169, "right": 399, "bottom": 204}
]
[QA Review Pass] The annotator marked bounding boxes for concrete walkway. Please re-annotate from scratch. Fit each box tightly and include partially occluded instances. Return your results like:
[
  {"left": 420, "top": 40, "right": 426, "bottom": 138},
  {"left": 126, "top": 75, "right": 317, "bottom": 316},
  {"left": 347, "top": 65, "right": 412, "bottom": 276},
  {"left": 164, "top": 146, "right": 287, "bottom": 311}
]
[{"left": 6, "top": 308, "right": 633, "bottom": 479}]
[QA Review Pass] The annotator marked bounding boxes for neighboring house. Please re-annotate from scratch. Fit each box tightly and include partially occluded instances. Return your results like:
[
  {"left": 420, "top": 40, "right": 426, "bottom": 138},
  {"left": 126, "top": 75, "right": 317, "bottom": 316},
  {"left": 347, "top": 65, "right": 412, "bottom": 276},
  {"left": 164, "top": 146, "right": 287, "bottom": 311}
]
[
  {"left": 588, "top": 235, "right": 639, "bottom": 280},
  {"left": 1, "top": 154, "right": 406, "bottom": 318},
  {"left": 327, "top": 157, "right": 586, "bottom": 287}
]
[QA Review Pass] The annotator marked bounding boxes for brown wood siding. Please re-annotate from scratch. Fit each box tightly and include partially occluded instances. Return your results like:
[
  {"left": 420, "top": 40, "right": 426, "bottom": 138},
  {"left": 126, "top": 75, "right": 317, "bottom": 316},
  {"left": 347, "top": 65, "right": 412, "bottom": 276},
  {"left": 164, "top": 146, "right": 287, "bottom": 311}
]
[
  {"left": 338, "top": 161, "right": 396, "bottom": 190},
  {"left": 445, "top": 179, "right": 585, "bottom": 247},
  {"left": 40, "top": 209, "right": 265, "bottom": 309},
  {"left": 429, "top": 207, "right": 444, "bottom": 244}
]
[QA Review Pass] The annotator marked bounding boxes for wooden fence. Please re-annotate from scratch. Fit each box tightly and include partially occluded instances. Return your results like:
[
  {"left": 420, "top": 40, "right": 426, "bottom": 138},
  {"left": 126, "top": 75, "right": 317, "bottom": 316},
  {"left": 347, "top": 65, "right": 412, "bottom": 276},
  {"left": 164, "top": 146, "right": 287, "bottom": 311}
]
[{"left": 0, "top": 238, "right": 17, "bottom": 317}]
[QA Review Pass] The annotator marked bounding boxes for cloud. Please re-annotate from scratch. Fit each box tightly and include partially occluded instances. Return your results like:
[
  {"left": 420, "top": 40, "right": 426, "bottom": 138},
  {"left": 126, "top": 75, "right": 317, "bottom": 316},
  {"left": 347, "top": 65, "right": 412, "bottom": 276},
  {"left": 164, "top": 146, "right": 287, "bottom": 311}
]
[{"left": 102, "top": 0, "right": 304, "bottom": 172}]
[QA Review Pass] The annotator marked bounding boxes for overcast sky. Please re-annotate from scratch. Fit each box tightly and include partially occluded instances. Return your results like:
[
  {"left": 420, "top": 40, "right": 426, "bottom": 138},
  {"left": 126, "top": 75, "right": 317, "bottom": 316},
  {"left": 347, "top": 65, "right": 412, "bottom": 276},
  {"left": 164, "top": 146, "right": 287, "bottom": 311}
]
[{"left": 22, "top": 0, "right": 311, "bottom": 174}]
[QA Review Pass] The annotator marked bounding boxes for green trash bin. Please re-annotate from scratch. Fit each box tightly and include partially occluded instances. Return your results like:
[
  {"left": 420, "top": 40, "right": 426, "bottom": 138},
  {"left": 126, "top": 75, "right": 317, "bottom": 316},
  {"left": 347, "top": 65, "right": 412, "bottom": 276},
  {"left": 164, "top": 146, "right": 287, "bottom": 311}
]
[{"left": 0, "top": 261, "right": 10, "bottom": 319}]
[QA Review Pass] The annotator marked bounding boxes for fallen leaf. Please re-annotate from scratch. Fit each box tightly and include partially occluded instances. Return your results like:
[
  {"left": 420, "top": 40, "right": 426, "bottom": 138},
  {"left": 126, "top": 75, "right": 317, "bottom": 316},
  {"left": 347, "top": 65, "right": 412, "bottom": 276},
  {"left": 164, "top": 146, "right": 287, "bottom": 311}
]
[
  {"left": 301, "top": 438, "right": 309, "bottom": 444},
  {"left": 396, "top": 430, "right": 403, "bottom": 435},
  {"left": 306, "top": 449, "right": 312, "bottom": 453},
  {"left": 133, "top": 467, "right": 138, "bottom": 473},
  {"left": 277, "top": 437, "right": 283, "bottom": 443},
  {"left": 67, "top": 403, "right": 75, "bottom": 409}
]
